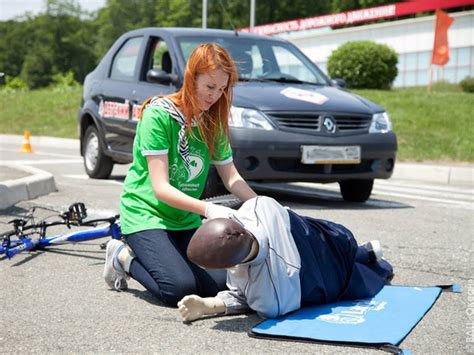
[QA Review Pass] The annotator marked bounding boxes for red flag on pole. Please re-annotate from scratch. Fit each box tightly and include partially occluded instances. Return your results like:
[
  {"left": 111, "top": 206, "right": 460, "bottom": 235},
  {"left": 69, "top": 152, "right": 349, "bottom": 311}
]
[{"left": 431, "top": 9, "right": 454, "bottom": 65}]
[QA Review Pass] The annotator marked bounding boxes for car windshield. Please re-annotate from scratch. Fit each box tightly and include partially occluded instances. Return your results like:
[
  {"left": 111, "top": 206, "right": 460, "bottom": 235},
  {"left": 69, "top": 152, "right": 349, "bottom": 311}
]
[{"left": 176, "top": 35, "right": 329, "bottom": 85}]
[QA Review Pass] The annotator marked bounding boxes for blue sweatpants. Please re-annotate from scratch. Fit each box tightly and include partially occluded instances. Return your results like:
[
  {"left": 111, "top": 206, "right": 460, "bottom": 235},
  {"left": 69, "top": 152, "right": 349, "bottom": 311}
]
[
  {"left": 125, "top": 228, "right": 227, "bottom": 307},
  {"left": 287, "top": 210, "right": 393, "bottom": 307}
]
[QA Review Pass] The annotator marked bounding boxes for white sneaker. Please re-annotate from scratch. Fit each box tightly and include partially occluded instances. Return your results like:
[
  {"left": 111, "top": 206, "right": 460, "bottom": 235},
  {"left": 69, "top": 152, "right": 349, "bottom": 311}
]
[
  {"left": 103, "top": 239, "right": 128, "bottom": 290},
  {"left": 362, "top": 240, "right": 383, "bottom": 262}
]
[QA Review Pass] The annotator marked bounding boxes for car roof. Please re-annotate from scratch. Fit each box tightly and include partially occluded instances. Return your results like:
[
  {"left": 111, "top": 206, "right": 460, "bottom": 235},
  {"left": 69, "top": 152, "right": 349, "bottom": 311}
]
[{"left": 124, "top": 27, "right": 287, "bottom": 43}]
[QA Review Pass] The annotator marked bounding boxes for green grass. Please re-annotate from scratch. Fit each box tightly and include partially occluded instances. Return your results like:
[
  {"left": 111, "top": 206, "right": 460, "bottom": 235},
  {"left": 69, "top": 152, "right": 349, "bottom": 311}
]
[
  {"left": 0, "top": 84, "right": 472, "bottom": 162},
  {"left": 0, "top": 87, "right": 81, "bottom": 138},
  {"left": 353, "top": 83, "right": 473, "bottom": 162}
]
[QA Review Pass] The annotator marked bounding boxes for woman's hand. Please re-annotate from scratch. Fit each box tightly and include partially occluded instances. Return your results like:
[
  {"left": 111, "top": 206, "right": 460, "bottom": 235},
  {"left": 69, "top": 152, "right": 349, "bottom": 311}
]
[{"left": 204, "top": 203, "right": 235, "bottom": 219}]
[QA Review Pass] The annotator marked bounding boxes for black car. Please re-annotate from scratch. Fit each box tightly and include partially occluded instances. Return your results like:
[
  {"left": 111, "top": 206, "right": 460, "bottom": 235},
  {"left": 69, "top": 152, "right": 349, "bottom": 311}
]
[{"left": 78, "top": 27, "right": 397, "bottom": 202}]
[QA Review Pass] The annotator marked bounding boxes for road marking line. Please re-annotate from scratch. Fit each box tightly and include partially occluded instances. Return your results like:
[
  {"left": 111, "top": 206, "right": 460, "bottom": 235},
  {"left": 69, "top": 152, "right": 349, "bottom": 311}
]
[
  {"left": 3, "top": 159, "right": 82, "bottom": 165},
  {"left": 293, "top": 182, "right": 473, "bottom": 202},
  {"left": 371, "top": 190, "right": 473, "bottom": 207},
  {"left": 62, "top": 174, "right": 123, "bottom": 185},
  {"left": 1, "top": 148, "right": 79, "bottom": 159},
  {"left": 374, "top": 185, "right": 473, "bottom": 201},
  {"left": 375, "top": 180, "right": 473, "bottom": 194},
  {"left": 289, "top": 182, "right": 473, "bottom": 206}
]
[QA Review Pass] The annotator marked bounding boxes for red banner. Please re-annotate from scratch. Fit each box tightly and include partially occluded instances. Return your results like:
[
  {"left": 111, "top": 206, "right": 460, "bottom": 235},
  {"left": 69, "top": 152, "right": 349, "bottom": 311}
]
[
  {"left": 431, "top": 9, "right": 455, "bottom": 65},
  {"left": 240, "top": 0, "right": 473, "bottom": 36}
]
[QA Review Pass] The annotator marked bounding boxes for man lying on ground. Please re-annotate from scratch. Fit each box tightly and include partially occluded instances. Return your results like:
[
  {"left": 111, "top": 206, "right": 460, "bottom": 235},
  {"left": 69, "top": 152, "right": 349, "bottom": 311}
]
[{"left": 178, "top": 196, "right": 394, "bottom": 321}]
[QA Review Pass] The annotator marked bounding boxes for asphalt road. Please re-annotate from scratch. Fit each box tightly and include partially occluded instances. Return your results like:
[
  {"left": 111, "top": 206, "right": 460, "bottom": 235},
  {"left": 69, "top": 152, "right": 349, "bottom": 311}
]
[{"left": 1, "top": 140, "right": 473, "bottom": 354}]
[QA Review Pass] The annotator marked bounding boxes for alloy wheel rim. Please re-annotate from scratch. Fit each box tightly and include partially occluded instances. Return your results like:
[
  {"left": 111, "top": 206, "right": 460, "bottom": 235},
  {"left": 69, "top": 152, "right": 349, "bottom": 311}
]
[{"left": 85, "top": 133, "right": 99, "bottom": 171}]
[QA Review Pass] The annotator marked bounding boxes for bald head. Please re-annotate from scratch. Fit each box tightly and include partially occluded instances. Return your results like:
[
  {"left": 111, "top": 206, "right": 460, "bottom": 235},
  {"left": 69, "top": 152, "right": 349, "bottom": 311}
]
[{"left": 187, "top": 218, "right": 256, "bottom": 269}]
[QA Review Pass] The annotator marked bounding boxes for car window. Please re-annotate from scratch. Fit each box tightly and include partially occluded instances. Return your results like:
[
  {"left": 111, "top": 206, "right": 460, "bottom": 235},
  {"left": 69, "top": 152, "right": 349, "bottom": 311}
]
[
  {"left": 271, "top": 45, "right": 320, "bottom": 83},
  {"left": 110, "top": 36, "right": 143, "bottom": 81},
  {"left": 148, "top": 38, "right": 171, "bottom": 73},
  {"left": 176, "top": 36, "right": 329, "bottom": 85}
]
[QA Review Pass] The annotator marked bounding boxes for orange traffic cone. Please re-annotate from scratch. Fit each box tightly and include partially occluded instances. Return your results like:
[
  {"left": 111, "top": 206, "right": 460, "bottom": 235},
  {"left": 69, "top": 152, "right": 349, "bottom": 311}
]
[{"left": 20, "top": 130, "right": 33, "bottom": 153}]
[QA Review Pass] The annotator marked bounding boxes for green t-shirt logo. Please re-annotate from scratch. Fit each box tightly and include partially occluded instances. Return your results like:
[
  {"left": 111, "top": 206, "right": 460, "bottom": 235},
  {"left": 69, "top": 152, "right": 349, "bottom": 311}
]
[{"left": 187, "top": 154, "right": 204, "bottom": 182}]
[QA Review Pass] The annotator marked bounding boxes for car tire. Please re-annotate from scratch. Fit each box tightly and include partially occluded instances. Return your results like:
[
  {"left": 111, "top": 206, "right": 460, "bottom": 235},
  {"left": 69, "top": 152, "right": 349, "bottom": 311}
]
[
  {"left": 339, "top": 179, "right": 374, "bottom": 202},
  {"left": 201, "top": 166, "right": 227, "bottom": 199},
  {"left": 83, "top": 125, "right": 114, "bottom": 179}
]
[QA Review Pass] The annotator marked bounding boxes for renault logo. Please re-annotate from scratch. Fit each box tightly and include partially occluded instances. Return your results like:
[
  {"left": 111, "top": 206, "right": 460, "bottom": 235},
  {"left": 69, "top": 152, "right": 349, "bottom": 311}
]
[{"left": 323, "top": 116, "right": 336, "bottom": 134}]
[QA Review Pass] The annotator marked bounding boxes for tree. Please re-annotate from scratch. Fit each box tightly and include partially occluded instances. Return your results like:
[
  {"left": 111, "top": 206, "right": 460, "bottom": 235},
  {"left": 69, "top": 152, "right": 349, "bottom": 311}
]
[
  {"left": 0, "top": 0, "right": 405, "bottom": 89},
  {"left": 17, "top": 0, "right": 97, "bottom": 87},
  {"left": 21, "top": 46, "right": 55, "bottom": 88},
  {"left": 0, "top": 20, "right": 35, "bottom": 78}
]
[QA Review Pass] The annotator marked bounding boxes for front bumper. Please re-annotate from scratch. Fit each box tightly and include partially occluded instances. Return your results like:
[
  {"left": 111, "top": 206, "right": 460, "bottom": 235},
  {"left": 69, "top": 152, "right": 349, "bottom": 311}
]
[{"left": 230, "top": 128, "right": 397, "bottom": 183}]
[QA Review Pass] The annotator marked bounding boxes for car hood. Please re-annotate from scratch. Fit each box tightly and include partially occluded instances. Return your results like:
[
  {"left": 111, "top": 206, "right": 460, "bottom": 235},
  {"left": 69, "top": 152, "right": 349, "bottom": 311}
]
[{"left": 232, "top": 81, "right": 384, "bottom": 114}]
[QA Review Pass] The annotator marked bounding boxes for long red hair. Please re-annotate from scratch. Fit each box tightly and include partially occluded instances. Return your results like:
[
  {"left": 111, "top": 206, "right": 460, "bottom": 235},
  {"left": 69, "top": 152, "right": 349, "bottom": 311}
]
[{"left": 140, "top": 43, "right": 238, "bottom": 158}]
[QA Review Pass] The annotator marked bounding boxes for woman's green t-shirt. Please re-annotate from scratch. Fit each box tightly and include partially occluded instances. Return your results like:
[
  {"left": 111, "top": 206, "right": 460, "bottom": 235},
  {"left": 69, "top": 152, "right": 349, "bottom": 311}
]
[{"left": 120, "top": 106, "right": 232, "bottom": 234}]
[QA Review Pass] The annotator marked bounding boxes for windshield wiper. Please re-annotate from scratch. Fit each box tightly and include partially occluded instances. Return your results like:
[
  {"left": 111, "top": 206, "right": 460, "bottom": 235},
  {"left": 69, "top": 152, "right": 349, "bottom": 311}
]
[
  {"left": 261, "top": 77, "right": 321, "bottom": 85},
  {"left": 238, "top": 76, "right": 322, "bottom": 85},
  {"left": 238, "top": 77, "right": 266, "bottom": 82}
]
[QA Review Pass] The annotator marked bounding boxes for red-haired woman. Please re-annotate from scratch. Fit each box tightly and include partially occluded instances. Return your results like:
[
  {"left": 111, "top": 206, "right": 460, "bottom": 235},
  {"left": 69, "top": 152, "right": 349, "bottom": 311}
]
[{"left": 103, "top": 43, "right": 257, "bottom": 306}]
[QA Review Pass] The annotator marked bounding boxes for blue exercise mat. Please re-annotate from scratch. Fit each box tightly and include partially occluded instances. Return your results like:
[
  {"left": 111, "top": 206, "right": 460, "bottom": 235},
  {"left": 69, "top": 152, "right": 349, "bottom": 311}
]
[{"left": 250, "top": 285, "right": 456, "bottom": 353}]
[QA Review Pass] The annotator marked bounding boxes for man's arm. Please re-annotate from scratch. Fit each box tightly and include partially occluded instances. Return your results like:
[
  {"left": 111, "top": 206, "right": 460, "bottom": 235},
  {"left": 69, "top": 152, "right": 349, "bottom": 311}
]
[
  {"left": 177, "top": 295, "right": 226, "bottom": 322},
  {"left": 177, "top": 287, "right": 252, "bottom": 322}
]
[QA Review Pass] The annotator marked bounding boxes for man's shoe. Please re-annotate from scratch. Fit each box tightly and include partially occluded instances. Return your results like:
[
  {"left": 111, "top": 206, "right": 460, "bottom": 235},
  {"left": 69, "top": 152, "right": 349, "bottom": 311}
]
[
  {"left": 103, "top": 239, "right": 128, "bottom": 290},
  {"left": 362, "top": 240, "right": 383, "bottom": 262}
]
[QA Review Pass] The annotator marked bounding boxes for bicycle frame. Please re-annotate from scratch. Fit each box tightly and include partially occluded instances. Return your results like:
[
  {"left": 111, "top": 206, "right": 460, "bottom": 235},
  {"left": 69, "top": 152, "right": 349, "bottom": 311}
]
[
  {"left": 1, "top": 203, "right": 122, "bottom": 260},
  {"left": 3, "top": 223, "right": 121, "bottom": 259}
]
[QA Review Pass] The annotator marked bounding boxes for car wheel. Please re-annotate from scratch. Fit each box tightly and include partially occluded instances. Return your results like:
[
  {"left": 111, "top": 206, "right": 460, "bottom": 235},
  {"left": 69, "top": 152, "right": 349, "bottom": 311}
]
[
  {"left": 201, "top": 166, "right": 227, "bottom": 199},
  {"left": 83, "top": 125, "right": 114, "bottom": 179},
  {"left": 339, "top": 179, "right": 374, "bottom": 202}
]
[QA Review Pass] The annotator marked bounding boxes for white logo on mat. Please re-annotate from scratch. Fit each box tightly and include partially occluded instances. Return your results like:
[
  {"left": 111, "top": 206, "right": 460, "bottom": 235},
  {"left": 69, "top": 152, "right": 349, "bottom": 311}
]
[{"left": 317, "top": 300, "right": 387, "bottom": 325}]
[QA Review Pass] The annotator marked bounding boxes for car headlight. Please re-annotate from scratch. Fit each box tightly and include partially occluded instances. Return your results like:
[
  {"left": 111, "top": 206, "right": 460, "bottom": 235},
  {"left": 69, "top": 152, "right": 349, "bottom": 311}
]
[
  {"left": 369, "top": 112, "right": 392, "bottom": 133},
  {"left": 230, "top": 106, "right": 274, "bottom": 130}
]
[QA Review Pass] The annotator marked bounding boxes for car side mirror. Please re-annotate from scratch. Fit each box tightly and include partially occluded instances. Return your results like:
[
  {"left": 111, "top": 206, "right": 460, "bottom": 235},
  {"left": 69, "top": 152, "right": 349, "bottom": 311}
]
[
  {"left": 146, "top": 69, "right": 177, "bottom": 85},
  {"left": 331, "top": 78, "right": 346, "bottom": 88}
]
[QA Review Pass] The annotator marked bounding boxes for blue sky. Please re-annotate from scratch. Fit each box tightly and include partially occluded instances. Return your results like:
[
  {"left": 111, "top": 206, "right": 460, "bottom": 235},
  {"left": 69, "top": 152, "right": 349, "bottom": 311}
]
[{"left": 0, "top": 0, "right": 106, "bottom": 21}]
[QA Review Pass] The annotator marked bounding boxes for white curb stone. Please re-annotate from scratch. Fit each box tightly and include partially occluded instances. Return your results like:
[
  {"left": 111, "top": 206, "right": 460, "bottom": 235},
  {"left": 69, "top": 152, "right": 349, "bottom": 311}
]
[{"left": 0, "top": 164, "right": 57, "bottom": 210}]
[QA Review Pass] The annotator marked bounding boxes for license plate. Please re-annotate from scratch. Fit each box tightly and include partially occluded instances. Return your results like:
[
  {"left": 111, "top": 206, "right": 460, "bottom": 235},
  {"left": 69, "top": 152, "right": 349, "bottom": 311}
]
[{"left": 301, "top": 145, "right": 361, "bottom": 164}]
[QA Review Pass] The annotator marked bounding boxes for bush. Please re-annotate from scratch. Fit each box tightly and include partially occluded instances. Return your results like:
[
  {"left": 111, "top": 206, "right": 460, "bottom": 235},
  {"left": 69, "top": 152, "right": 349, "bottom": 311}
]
[
  {"left": 327, "top": 41, "right": 398, "bottom": 90},
  {"left": 460, "top": 76, "right": 474, "bottom": 93},
  {"left": 1, "top": 76, "right": 28, "bottom": 92},
  {"left": 50, "top": 71, "right": 80, "bottom": 92}
]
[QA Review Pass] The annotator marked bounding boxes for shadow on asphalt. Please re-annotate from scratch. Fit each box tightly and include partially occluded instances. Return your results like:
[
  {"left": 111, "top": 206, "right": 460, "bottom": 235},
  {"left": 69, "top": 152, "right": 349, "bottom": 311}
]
[
  {"left": 126, "top": 288, "right": 167, "bottom": 307},
  {"left": 1, "top": 247, "right": 105, "bottom": 266},
  {"left": 95, "top": 175, "right": 412, "bottom": 211},
  {"left": 211, "top": 313, "right": 260, "bottom": 332},
  {"left": 109, "top": 174, "right": 127, "bottom": 182},
  {"left": 252, "top": 188, "right": 412, "bottom": 211},
  {"left": 0, "top": 205, "right": 31, "bottom": 216},
  {"left": 2, "top": 249, "right": 45, "bottom": 266},
  {"left": 43, "top": 248, "right": 105, "bottom": 261}
]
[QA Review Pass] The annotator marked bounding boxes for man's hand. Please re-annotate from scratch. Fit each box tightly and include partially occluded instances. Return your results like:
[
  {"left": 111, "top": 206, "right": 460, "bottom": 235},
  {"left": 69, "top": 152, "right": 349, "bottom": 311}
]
[
  {"left": 204, "top": 203, "right": 235, "bottom": 219},
  {"left": 177, "top": 295, "right": 226, "bottom": 322}
]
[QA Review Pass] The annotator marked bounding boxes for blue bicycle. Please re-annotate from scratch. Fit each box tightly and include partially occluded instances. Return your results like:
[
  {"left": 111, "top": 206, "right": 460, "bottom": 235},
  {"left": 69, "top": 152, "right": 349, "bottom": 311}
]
[
  {"left": 0, "top": 202, "right": 121, "bottom": 259},
  {"left": 1, "top": 195, "right": 243, "bottom": 260}
]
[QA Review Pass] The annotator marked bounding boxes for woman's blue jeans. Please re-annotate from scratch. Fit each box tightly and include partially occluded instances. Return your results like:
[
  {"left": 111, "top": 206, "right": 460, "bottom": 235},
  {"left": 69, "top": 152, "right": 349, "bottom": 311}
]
[{"left": 125, "top": 228, "right": 227, "bottom": 307}]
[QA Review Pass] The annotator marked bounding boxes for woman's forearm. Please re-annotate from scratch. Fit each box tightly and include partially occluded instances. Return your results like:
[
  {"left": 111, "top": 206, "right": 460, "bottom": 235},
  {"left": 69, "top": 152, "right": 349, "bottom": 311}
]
[
  {"left": 217, "top": 163, "right": 257, "bottom": 202},
  {"left": 153, "top": 181, "right": 207, "bottom": 216}
]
